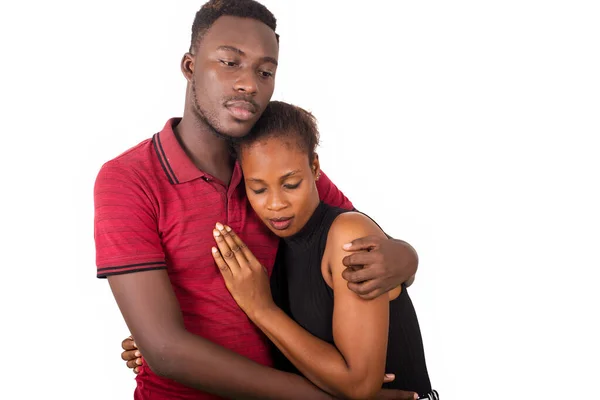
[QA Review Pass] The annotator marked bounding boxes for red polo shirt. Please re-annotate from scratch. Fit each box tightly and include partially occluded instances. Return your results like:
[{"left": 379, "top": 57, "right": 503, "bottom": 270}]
[{"left": 94, "top": 118, "right": 353, "bottom": 400}]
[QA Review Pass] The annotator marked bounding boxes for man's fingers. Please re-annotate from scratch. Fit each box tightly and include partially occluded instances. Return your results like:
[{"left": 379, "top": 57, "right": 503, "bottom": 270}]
[
  {"left": 348, "top": 280, "right": 383, "bottom": 300},
  {"left": 398, "top": 392, "right": 418, "bottom": 400},
  {"left": 342, "top": 250, "right": 383, "bottom": 268},
  {"left": 342, "top": 268, "right": 377, "bottom": 283},
  {"left": 121, "top": 336, "right": 137, "bottom": 351},
  {"left": 121, "top": 349, "right": 141, "bottom": 361},
  {"left": 379, "top": 390, "right": 418, "bottom": 400},
  {"left": 342, "top": 265, "right": 381, "bottom": 283},
  {"left": 376, "top": 389, "right": 418, "bottom": 400},
  {"left": 342, "top": 235, "right": 381, "bottom": 252},
  {"left": 126, "top": 357, "right": 143, "bottom": 369}
]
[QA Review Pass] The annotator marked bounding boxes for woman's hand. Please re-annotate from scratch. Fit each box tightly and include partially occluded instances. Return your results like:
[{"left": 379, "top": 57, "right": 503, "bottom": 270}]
[{"left": 212, "top": 222, "right": 275, "bottom": 319}]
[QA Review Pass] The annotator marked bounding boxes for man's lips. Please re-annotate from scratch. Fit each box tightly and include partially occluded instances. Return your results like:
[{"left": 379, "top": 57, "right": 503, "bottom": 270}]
[
  {"left": 225, "top": 100, "right": 257, "bottom": 121},
  {"left": 268, "top": 216, "right": 294, "bottom": 230}
]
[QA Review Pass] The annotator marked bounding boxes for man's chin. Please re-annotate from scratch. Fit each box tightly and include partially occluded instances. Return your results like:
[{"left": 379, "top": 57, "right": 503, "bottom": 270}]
[
  {"left": 193, "top": 107, "right": 253, "bottom": 140},
  {"left": 217, "top": 121, "right": 254, "bottom": 140}
]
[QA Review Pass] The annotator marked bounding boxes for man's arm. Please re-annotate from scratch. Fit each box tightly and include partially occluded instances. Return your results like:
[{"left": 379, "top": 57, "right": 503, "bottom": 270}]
[
  {"left": 316, "top": 171, "right": 419, "bottom": 298},
  {"left": 340, "top": 235, "right": 418, "bottom": 299},
  {"left": 394, "top": 239, "right": 417, "bottom": 287},
  {"left": 108, "top": 270, "right": 332, "bottom": 400},
  {"left": 95, "top": 163, "right": 331, "bottom": 400}
]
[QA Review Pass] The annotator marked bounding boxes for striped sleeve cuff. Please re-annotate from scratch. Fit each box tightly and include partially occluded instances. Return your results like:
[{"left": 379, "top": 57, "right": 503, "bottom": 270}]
[{"left": 97, "top": 261, "right": 167, "bottom": 278}]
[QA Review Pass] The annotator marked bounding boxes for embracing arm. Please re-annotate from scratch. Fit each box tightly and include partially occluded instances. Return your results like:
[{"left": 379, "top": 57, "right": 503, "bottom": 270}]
[
  {"left": 95, "top": 163, "right": 330, "bottom": 400},
  {"left": 317, "top": 171, "right": 418, "bottom": 295},
  {"left": 249, "top": 213, "right": 390, "bottom": 400},
  {"left": 385, "top": 238, "right": 417, "bottom": 288},
  {"left": 109, "top": 270, "right": 331, "bottom": 400}
]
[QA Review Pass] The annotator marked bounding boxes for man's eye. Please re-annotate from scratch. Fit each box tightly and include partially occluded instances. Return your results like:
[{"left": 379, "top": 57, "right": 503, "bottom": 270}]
[
  {"left": 259, "top": 70, "right": 274, "bottom": 78},
  {"left": 251, "top": 188, "right": 266, "bottom": 194},
  {"left": 220, "top": 60, "right": 237, "bottom": 67}
]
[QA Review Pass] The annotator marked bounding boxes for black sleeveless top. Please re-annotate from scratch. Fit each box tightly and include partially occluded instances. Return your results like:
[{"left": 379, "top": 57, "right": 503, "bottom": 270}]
[{"left": 270, "top": 201, "right": 432, "bottom": 395}]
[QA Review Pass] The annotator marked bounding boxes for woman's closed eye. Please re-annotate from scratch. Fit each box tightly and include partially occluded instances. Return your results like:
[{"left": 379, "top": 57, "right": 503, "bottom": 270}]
[
  {"left": 251, "top": 187, "right": 267, "bottom": 194},
  {"left": 283, "top": 180, "right": 302, "bottom": 190},
  {"left": 250, "top": 181, "right": 301, "bottom": 194}
]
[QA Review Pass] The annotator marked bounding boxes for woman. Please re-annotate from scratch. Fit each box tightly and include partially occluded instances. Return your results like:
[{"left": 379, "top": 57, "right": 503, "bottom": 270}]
[
  {"left": 210, "top": 101, "right": 437, "bottom": 399},
  {"left": 124, "top": 101, "right": 438, "bottom": 399}
]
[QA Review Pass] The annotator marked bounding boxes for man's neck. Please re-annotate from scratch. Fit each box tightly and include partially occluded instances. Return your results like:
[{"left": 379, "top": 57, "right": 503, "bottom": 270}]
[{"left": 175, "top": 115, "right": 235, "bottom": 185}]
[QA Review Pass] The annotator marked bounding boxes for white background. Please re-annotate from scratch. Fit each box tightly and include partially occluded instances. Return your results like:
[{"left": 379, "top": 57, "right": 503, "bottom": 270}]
[{"left": 1, "top": 1, "right": 599, "bottom": 399}]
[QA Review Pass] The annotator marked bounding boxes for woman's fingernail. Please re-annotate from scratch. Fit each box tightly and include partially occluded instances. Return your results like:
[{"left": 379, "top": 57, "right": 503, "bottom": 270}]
[
  {"left": 343, "top": 243, "right": 352, "bottom": 249},
  {"left": 212, "top": 247, "right": 218, "bottom": 253},
  {"left": 136, "top": 358, "right": 142, "bottom": 365},
  {"left": 225, "top": 225, "right": 231, "bottom": 232},
  {"left": 133, "top": 342, "right": 136, "bottom": 347},
  {"left": 216, "top": 222, "right": 224, "bottom": 230},
  {"left": 135, "top": 351, "right": 141, "bottom": 357},
  {"left": 213, "top": 229, "right": 220, "bottom": 237}
]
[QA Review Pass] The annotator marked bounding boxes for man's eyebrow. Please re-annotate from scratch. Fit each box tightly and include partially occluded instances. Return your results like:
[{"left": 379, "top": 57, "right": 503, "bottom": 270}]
[
  {"left": 217, "top": 45, "right": 244, "bottom": 55},
  {"left": 247, "top": 170, "right": 300, "bottom": 182},
  {"left": 216, "top": 45, "right": 278, "bottom": 66},
  {"left": 262, "top": 56, "right": 278, "bottom": 66}
]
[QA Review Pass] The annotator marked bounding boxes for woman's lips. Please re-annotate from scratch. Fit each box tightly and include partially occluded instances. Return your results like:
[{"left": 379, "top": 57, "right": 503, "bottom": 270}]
[{"left": 268, "top": 216, "right": 294, "bottom": 230}]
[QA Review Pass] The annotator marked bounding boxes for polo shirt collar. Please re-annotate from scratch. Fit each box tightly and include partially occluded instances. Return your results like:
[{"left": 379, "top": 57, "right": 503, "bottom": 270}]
[
  {"left": 153, "top": 118, "right": 245, "bottom": 186},
  {"left": 151, "top": 118, "right": 205, "bottom": 184}
]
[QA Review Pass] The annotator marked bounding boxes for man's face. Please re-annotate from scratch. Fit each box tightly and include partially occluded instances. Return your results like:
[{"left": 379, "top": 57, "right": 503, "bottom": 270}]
[{"left": 186, "top": 16, "right": 279, "bottom": 139}]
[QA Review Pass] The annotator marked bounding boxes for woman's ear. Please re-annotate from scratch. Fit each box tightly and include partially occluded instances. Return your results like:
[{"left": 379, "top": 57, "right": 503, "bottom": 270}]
[{"left": 311, "top": 153, "right": 321, "bottom": 181}]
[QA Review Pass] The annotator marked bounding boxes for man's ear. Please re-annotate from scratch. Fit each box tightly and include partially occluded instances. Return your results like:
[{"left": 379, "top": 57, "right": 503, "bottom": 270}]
[{"left": 180, "top": 52, "right": 195, "bottom": 82}]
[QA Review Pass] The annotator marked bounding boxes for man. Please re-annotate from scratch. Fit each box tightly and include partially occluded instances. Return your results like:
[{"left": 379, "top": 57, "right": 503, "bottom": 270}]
[{"left": 95, "top": 1, "right": 419, "bottom": 399}]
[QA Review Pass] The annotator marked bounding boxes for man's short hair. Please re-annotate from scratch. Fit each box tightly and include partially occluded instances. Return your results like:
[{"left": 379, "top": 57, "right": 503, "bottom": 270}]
[{"left": 190, "top": 0, "right": 278, "bottom": 52}]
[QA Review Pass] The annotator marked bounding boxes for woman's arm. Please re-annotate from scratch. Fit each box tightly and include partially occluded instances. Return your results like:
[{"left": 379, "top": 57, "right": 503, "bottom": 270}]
[
  {"left": 317, "top": 171, "right": 418, "bottom": 298},
  {"left": 212, "top": 217, "right": 390, "bottom": 400}
]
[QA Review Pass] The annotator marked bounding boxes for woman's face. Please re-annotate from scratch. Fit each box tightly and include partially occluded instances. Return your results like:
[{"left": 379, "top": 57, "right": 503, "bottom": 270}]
[{"left": 240, "top": 135, "right": 320, "bottom": 238}]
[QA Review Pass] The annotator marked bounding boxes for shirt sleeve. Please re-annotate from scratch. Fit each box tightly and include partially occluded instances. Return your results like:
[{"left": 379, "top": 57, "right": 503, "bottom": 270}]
[
  {"left": 94, "top": 161, "right": 166, "bottom": 278},
  {"left": 316, "top": 170, "right": 354, "bottom": 210}
]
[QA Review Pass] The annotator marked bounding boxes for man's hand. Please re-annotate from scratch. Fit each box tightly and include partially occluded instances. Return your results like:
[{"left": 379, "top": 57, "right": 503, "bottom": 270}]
[
  {"left": 121, "top": 336, "right": 398, "bottom": 386},
  {"left": 341, "top": 237, "right": 418, "bottom": 300},
  {"left": 121, "top": 335, "right": 398, "bottom": 389},
  {"left": 375, "top": 389, "right": 418, "bottom": 400},
  {"left": 121, "top": 336, "right": 143, "bottom": 374}
]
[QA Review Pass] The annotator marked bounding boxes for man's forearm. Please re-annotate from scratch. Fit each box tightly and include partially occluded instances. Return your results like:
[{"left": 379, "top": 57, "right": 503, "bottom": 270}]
[
  {"left": 355, "top": 209, "right": 419, "bottom": 287},
  {"left": 391, "top": 238, "right": 418, "bottom": 287},
  {"left": 145, "top": 330, "right": 332, "bottom": 400}
]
